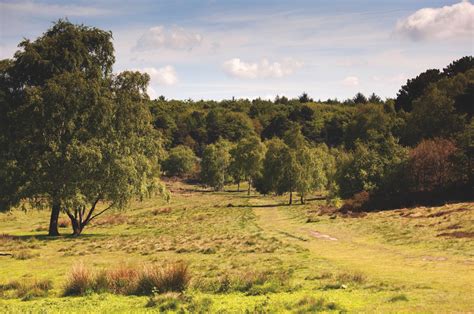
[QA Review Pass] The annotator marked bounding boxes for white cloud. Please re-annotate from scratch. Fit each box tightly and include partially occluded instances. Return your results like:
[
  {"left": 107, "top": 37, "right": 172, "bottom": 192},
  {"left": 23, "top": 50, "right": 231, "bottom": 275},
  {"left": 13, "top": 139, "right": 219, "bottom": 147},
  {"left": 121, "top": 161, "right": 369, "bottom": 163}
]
[
  {"left": 141, "top": 66, "right": 178, "bottom": 86},
  {"left": 147, "top": 86, "right": 158, "bottom": 100},
  {"left": 341, "top": 76, "right": 359, "bottom": 86},
  {"left": 395, "top": 1, "right": 474, "bottom": 41},
  {"left": 134, "top": 26, "right": 202, "bottom": 51},
  {"left": 0, "top": 1, "right": 110, "bottom": 16},
  {"left": 223, "top": 58, "right": 303, "bottom": 79}
]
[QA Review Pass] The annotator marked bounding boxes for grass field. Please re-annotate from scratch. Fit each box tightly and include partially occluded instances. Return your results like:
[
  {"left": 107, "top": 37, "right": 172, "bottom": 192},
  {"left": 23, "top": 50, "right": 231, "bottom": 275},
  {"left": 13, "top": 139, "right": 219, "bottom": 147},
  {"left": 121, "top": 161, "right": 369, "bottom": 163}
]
[{"left": 0, "top": 180, "right": 473, "bottom": 313}]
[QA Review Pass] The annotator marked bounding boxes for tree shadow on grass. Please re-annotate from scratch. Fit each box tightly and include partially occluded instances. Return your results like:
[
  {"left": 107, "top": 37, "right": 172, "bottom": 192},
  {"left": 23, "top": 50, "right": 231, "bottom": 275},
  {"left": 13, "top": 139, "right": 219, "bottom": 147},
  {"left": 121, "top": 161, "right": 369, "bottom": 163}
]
[
  {"left": 6, "top": 233, "right": 108, "bottom": 242},
  {"left": 227, "top": 203, "right": 304, "bottom": 208}
]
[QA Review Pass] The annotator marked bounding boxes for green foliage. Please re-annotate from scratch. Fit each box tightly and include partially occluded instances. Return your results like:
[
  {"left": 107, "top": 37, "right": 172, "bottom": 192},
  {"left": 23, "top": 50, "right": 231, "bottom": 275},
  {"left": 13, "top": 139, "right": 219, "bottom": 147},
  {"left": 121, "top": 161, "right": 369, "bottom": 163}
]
[
  {"left": 200, "top": 139, "right": 232, "bottom": 190},
  {"left": 229, "top": 135, "right": 266, "bottom": 191},
  {"left": 1, "top": 20, "right": 164, "bottom": 235},
  {"left": 335, "top": 137, "right": 408, "bottom": 198},
  {"left": 293, "top": 146, "right": 327, "bottom": 203},
  {"left": 162, "top": 145, "right": 197, "bottom": 177},
  {"left": 403, "top": 84, "right": 465, "bottom": 145},
  {"left": 344, "top": 103, "right": 394, "bottom": 148},
  {"left": 206, "top": 109, "right": 254, "bottom": 143}
]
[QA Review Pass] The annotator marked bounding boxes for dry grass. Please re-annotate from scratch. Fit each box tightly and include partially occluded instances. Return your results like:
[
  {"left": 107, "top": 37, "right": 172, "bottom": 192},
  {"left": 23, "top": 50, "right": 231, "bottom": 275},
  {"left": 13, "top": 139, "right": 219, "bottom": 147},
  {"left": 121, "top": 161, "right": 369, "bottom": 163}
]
[
  {"left": 63, "top": 263, "right": 94, "bottom": 296},
  {"left": 336, "top": 271, "right": 366, "bottom": 284},
  {"left": 13, "top": 250, "right": 36, "bottom": 260},
  {"left": 137, "top": 262, "right": 190, "bottom": 294},
  {"left": 151, "top": 207, "right": 172, "bottom": 215},
  {"left": 93, "top": 214, "right": 127, "bottom": 226},
  {"left": 106, "top": 265, "right": 139, "bottom": 295},
  {"left": 63, "top": 262, "right": 190, "bottom": 296},
  {"left": 1, "top": 279, "right": 52, "bottom": 300},
  {"left": 58, "top": 218, "right": 71, "bottom": 228}
]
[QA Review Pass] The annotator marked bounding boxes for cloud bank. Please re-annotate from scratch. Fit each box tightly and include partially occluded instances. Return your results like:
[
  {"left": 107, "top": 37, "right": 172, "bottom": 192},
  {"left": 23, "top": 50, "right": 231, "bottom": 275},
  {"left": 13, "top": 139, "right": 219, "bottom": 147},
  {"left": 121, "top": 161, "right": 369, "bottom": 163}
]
[
  {"left": 395, "top": 1, "right": 474, "bottom": 41},
  {"left": 341, "top": 76, "right": 359, "bottom": 87},
  {"left": 141, "top": 66, "right": 178, "bottom": 86},
  {"left": 0, "top": 1, "right": 110, "bottom": 16},
  {"left": 223, "top": 58, "right": 303, "bottom": 79},
  {"left": 134, "top": 26, "right": 202, "bottom": 51}
]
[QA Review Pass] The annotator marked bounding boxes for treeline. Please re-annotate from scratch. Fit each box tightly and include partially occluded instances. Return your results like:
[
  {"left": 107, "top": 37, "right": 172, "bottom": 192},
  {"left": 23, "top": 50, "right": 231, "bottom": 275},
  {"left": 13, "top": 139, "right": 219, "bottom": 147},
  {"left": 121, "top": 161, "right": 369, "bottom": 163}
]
[
  {"left": 157, "top": 57, "right": 473, "bottom": 209},
  {"left": 0, "top": 20, "right": 472, "bottom": 238}
]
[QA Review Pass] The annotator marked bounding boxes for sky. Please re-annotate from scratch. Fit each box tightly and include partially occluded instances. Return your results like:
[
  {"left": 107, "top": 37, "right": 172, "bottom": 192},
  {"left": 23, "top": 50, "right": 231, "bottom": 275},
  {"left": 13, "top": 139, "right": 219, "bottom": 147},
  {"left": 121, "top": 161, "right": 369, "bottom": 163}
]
[{"left": 0, "top": 0, "right": 473, "bottom": 101}]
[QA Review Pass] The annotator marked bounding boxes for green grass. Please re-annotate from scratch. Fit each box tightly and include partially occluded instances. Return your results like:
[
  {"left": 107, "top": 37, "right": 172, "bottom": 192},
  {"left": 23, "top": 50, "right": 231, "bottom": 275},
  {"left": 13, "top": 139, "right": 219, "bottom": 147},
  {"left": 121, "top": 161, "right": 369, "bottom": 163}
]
[{"left": 0, "top": 180, "right": 473, "bottom": 313}]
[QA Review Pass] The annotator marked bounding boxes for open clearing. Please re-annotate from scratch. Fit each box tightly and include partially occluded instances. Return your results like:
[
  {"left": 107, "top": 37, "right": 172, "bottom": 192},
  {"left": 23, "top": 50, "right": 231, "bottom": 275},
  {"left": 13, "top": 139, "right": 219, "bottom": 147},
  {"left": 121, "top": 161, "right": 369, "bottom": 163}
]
[{"left": 0, "top": 180, "right": 473, "bottom": 313}]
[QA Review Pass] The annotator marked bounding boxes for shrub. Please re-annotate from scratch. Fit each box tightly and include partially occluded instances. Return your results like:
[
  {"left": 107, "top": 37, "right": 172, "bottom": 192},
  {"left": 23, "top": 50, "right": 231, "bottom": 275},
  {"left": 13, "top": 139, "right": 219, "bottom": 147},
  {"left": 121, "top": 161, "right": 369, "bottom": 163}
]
[
  {"left": 162, "top": 145, "right": 197, "bottom": 177},
  {"left": 93, "top": 214, "right": 127, "bottom": 226},
  {"left": 340, "top": 191, "right": 370, "bottom": 212},
  {"left": 58, "top": 218, "right": 71, "bottom": 228},
  {"left": 408, "top": 138, "right": 459, "bottom": 192},
  {"left": 63, "top": 263, "right": 94, "bottom": 296}
]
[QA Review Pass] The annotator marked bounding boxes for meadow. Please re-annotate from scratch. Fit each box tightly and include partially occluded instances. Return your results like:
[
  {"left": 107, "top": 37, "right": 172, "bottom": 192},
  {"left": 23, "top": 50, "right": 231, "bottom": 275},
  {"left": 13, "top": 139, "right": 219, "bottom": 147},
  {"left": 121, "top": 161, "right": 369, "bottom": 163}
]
[{"left": 0, "top": 180, "right": 473, "bottom": 313}]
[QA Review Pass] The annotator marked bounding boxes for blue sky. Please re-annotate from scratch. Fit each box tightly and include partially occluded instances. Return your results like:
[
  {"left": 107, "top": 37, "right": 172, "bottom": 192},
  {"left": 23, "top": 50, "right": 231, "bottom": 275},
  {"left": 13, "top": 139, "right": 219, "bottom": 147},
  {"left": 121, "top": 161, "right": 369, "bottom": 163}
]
[{"left": 1, "top": 0, "right": 473, "bottom": 100}]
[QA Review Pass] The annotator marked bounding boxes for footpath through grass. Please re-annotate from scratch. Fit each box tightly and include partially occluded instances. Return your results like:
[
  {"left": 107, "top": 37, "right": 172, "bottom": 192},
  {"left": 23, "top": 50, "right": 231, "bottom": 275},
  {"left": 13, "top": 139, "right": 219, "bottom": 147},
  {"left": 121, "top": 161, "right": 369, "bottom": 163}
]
[{"left": 0, "top": 180, "right": 473, "bottom": 312}]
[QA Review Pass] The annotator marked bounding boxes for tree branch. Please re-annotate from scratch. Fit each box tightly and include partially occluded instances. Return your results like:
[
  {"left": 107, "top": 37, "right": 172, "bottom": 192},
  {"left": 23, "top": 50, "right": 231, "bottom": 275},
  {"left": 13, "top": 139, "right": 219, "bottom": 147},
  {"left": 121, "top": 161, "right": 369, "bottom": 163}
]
[
  {"left": 88, "top": 202, "right": 115, "bottom": 223},
  {"left": 83, "top": 197, "right": 101, "bottom": 225}
]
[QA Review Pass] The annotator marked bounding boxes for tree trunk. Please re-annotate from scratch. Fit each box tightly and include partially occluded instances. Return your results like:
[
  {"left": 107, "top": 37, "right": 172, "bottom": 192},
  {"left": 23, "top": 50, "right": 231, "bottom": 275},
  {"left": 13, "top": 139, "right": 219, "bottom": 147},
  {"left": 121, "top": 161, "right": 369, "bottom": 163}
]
[
  {"left": 248, "top": 179, "right": 251, "bottom": 195},
  {"left": 70, "top": 218, "right": 83, "bottom": 236},
  {"left": 48, "top": 201, "right": 61, "bottom": 236},
  {"left": 300, "top": 195, "right": 304, "bottom": 204},
  {"left": 237, "top": 181, "right": 240, "bottom": 192},
  {"left": 289, "top": 190, "right": 293, "bottom": 205}
]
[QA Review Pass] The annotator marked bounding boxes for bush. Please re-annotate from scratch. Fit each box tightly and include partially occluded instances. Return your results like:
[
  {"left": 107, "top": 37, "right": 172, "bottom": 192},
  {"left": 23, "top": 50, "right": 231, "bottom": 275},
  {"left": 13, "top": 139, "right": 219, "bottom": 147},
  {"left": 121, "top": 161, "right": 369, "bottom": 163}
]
[
  {"left": 408, "top": 138, "right": 459, "bottom": 192},
  {"left": 162, "top": 145, "right": 197, "bottom": 177},
  {"left": 340, "top": 191, "right": 370, "bottom": 212},
  {"left": 58, "top": 218, "right": 71, "bottom": 228}
]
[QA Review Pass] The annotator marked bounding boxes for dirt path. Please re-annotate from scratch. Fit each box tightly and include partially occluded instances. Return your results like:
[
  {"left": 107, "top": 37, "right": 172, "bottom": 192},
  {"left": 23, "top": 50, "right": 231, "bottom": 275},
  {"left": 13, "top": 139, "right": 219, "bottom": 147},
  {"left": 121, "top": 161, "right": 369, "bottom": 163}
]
[{"left": 252, "top": 205, "right": 474, "bottom": 301}]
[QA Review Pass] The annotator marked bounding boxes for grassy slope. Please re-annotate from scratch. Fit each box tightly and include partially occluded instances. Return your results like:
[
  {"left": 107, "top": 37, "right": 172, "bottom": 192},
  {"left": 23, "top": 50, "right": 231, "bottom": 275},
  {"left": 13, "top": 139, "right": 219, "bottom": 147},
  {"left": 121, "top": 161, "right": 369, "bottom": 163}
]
[{"left": 0, "top": 180, "right": 473, "bottom": 313}]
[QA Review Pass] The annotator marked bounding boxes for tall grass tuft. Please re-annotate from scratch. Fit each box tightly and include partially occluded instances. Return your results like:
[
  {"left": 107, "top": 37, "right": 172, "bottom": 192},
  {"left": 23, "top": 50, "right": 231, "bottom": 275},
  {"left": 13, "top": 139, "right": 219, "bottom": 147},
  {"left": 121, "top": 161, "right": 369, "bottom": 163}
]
[
  {"left": 63, "top": 263, "right": 94, "bottom": 296},
  {"left": 63, "top": 262, "right": 190, "bottom": 296},
  {"left": 106, "top": 265, "right": 139, "bottom": 295},
  {"left": 137, "top": 262, "right": 190, "bottom": 294}
]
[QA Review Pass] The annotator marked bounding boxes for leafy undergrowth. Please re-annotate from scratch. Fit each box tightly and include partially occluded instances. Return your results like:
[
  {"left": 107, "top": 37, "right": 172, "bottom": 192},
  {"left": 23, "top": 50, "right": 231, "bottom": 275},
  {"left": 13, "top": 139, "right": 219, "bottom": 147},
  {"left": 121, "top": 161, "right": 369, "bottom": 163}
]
[{"left": 0, "top": 181, "right": 473, "bottom": 312}]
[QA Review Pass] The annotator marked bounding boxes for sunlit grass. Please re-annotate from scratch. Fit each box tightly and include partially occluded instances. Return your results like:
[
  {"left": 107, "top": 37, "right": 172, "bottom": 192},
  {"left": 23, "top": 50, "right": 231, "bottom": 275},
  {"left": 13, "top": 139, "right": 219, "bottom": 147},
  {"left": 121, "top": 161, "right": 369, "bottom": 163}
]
[{"left": 0, "top": 180, "right": 473, "bottom": 312}]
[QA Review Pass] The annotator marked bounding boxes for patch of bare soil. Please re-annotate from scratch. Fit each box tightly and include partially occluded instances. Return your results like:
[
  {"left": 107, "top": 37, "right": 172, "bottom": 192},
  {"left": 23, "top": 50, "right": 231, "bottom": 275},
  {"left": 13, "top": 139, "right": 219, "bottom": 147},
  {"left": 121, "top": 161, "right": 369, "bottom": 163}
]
[
  {"left": 422, "top": 256, "right": 447, "bottom": 262},
  {"left": 308, "top": 230, "right": 338, "bottom": 241},
  {"left": 437, "top": 231, "right": 474, "bottom": 238},
  {"left": 427, "top": 207, "right": 470, "bottom": 218},
  {"left": 442, "top": 224, "right": 462, "bottom": 230}
]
